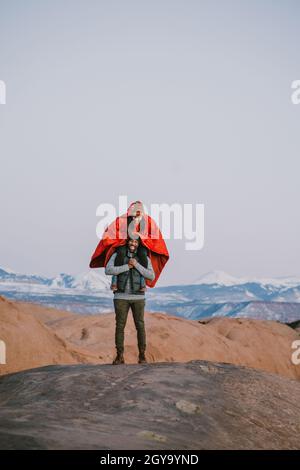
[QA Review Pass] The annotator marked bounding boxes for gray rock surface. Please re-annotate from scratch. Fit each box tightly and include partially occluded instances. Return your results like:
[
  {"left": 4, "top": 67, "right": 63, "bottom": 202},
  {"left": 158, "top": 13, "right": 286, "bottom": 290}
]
[{"left": 0, "top": 360, "right": 299, "bottom": 450}]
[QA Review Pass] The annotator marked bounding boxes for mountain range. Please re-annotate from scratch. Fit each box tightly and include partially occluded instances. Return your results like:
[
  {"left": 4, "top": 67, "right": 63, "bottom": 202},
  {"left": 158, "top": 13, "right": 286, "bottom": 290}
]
[{"left": 1, "top": 267, "right": 300, "bottom": 322}]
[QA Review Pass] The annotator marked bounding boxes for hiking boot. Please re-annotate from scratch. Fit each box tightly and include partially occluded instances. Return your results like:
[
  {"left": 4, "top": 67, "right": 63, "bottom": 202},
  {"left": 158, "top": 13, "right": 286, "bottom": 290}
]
[
  {"left": 138, "top": 351, "right": 147, "bottom": 364},
  {"left": 112, "top": 352, "right": 124, "bottom": 365}
]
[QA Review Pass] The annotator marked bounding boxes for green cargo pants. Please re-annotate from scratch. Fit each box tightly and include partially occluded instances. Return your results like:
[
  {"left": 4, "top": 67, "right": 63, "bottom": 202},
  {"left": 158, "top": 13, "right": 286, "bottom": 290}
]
[{"left": 113, "top": 298, "right": 146, "bottom": 354}]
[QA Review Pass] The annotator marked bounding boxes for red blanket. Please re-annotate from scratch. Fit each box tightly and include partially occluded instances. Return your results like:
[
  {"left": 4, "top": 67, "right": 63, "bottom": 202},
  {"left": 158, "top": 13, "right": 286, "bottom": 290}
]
[{"left": 89, "top": 203, "right": 169, "bottom": 287}]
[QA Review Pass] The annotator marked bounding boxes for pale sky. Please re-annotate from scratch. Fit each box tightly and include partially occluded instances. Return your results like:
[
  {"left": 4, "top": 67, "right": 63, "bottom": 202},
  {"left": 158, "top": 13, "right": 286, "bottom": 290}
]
[{"left": 0, "top": 0, "right": 300, "bottom": 286}]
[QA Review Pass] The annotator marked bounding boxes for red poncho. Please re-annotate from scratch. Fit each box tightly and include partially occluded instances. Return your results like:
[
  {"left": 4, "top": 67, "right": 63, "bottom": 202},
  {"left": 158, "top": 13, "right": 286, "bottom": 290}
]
[{"left": 89, "top": 202, "right": 169, "bottom": 287}]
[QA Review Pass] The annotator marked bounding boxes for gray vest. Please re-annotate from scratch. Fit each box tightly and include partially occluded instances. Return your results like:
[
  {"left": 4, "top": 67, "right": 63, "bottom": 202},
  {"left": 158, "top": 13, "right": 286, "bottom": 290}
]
[{"left": 116, "top": 251, "right": 143, "bottom": 294}]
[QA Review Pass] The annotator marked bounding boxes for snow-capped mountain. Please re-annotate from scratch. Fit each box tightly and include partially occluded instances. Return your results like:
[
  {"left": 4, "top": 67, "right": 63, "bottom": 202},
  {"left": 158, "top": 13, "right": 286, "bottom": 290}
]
[
  {"left": 1, "top": 266, "right": 300, "bottom": 322},
  {"left": 0, "top": 267, "right": 52, "bottom": 286},
  {"left": 51, "top": 271, "right": 110, "bottom": 291},
  {"left": 0, "top": 266, "right": 110, "bottom": 292},
  {"left": 194, "top": 270, "right": 243, "bottom": 286},
  {"left": 194, "top": 270, "right": 300, "bottom": 288},
  {"left": 0, "top": 266, "right": 112, "bottom": 314}
]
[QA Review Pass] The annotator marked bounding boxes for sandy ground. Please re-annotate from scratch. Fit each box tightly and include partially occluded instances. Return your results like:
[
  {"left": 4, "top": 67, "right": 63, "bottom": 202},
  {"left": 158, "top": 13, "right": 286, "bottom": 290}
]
[{"left": 0, "top": 295, "right": 300, "bottom": 379}]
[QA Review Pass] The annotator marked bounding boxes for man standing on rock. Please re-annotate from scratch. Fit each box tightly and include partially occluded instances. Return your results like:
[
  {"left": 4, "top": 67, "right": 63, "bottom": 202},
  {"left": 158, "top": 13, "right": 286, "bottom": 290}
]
[{"left": 105, "top": 237, "right": 155, "bottom": 365}]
